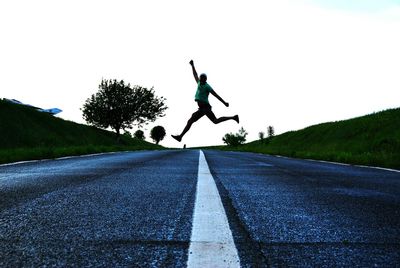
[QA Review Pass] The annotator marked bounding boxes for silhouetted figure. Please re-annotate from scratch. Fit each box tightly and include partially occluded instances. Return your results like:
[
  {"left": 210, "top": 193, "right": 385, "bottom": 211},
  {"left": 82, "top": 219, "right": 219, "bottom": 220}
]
[{"left": 172, "top": 60, "right": 239, "bottom": 142}]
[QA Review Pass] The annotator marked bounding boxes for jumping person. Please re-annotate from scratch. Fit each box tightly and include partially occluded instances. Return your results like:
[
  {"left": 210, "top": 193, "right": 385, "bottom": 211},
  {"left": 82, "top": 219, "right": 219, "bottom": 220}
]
[{"left": 171, "top": 60, "right": 239, "bottom": 142}]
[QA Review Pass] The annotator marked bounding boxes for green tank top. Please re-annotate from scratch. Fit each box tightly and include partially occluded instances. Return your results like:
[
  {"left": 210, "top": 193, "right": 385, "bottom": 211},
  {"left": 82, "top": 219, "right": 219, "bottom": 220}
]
[{"left": 195, "top": 82, "right": 213, "bottom": 104}]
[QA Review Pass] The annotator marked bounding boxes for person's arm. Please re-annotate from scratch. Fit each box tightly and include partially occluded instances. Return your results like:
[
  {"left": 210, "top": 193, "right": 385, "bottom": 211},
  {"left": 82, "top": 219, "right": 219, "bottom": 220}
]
[
  {"left": 189, "top": 60, "right": 199, "bottom": 83},
  {"left": 211, "top": 90, "right": 229, "bottom": 107}
]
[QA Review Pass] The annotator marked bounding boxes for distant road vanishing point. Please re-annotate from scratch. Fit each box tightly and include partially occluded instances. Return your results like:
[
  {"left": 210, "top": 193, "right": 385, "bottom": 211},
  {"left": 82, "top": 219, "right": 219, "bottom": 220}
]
[{"left": 1, "top": 150, "right": 399, "bottom": 267}]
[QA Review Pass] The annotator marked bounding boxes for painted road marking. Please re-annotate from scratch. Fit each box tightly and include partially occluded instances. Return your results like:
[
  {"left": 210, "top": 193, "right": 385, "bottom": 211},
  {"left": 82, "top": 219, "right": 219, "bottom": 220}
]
[
  {"left": 187, "top": 150, "right": 240, "bottom": 268},
  {"left": 0, "top": 151, "right": 129, "bottom": 167},
  {"left": 252, "top": 162, "right": 274, "bottom": 167},
  {"left": 304, "top": 158, "right": 400, "bottom": 173}
]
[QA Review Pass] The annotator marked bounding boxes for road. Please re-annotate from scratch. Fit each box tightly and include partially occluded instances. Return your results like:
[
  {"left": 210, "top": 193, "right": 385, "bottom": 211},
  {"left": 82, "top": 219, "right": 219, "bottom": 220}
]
[{"left": 0, "top": 150, "right": 399, "bottom": 267}]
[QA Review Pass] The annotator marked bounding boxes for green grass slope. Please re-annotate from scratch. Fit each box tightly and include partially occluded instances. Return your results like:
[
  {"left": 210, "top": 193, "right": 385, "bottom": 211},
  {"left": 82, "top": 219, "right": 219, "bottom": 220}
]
[
  {"left": 214, "top": 108, "right": 400, "bottom": 169},
  {"left": 0, "top": 99, "right": 163, "bottom": 164}
]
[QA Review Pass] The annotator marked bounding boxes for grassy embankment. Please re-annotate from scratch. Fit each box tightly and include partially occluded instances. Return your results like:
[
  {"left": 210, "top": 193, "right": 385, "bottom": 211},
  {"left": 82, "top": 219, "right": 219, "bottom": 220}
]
[
  {"left": 210, "top": 108, "right": 400, "bottom": 169},
  {"left": 0, "top": 99, "right": 163, "bottom": 164}
]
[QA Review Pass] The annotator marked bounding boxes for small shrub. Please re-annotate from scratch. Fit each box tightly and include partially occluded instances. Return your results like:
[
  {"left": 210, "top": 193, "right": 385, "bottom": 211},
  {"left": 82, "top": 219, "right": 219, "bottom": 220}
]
[
  {"left": 134, "top": 130, "right": 145, "bottom": 140},
  {"left": 223, "top": 127, "right": 248, "bottom": 146},
  {"left": 259, "top": 131, "right": 265, "bottom": 140},
  {"left": 123, "top": 131, "right": 132, "bottom": 138}
]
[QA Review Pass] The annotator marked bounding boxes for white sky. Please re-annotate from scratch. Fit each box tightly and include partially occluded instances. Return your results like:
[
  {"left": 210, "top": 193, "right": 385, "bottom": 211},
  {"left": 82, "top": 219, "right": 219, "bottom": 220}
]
[{"left": 1, "top": 0, "right": 399, "bottom": 147}]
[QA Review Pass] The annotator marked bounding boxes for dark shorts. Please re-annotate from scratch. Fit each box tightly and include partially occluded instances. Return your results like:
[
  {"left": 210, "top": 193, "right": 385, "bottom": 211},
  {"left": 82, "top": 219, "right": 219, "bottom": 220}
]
[{"left": 190, "top": 101, "right": 217, "bottom": 122}]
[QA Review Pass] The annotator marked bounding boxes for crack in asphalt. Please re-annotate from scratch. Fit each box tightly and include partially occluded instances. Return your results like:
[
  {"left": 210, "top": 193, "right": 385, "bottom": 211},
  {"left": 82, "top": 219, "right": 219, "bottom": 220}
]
[
  {"left": 205, "top": 155, "right": 270, "bottom": 267},
  {"left": 162, "top": 173, "right": 197, "bottom": 267}
]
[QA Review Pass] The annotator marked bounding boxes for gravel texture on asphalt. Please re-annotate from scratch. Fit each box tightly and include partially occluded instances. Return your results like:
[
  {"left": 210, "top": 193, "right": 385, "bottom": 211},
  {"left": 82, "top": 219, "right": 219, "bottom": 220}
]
[
  {"left": 1, "top": 149, "right": 399, "bottom": 267},
  {"left": 0, "top": 150, "right": 198, "bottom": 267},
  {"left": 204, "top": 150, "right": 400, "bottom": 267}
]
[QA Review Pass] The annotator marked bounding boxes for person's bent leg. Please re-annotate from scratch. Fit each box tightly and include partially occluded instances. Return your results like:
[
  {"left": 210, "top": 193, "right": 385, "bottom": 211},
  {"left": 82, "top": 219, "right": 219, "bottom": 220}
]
[
  {"left": 214, "top": 116, "right": 235, "bottom": 124},
  {"left": 207, "top": 112, "right": 239, "bottom": 124}
]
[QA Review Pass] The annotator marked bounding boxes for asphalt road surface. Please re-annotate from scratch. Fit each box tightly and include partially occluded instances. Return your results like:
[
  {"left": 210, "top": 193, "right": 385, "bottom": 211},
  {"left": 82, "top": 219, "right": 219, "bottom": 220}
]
[{"left": 0, "top": 150, "right": 399, "bottom": 267}]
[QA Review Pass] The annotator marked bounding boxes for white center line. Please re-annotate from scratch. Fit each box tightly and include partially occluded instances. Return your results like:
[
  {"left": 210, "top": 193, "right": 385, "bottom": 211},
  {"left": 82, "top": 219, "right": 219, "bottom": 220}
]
[{"left": 187, "top": 150, "right": 240, "bottom": 268}]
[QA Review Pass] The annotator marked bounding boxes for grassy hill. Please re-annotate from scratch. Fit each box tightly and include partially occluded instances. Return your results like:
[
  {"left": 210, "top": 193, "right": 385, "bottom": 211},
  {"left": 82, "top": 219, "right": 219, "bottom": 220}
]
[
  {"left": 0, "top": 99, "right": 163, "bottom": 164},
  {"left": 212, "top": 108, "right": 400, "bottom": 169}
]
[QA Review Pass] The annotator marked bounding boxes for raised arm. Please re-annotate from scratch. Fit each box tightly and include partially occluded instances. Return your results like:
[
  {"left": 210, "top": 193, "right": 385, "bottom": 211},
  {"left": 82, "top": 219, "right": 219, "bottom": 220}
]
[
  {"left": 211, "top": 90, "right": 229, "bottom": 107},
  {"left": 189, "top": 60, "right": 199, "bottom": 83}
]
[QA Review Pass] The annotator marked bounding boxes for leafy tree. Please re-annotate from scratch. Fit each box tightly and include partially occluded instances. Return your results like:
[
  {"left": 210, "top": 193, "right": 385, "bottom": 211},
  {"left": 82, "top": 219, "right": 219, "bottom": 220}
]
[
  {"left": 134, "top": 129, "right": 145, "bottom": 140},
  {"left": 150, "top": 125, "right": 166, "bottom": 144},
  {"left": 223, "top": 127, "right": 248, "bottom": 146},
  {"left": 268, "top": 125, "right": 275, "bottom": 138},
  {"left": 82, "top": 79, "right": 167, "bottom": 137}
]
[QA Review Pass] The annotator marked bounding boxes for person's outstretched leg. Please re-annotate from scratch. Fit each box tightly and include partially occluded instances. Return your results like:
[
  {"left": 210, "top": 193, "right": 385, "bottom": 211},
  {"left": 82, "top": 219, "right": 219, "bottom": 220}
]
[
  {"left": 171, "top": 118, "right": 194, "bottom": 142},
  {"left": 172, "top": 110, "right": 204, "bottom": 142}
]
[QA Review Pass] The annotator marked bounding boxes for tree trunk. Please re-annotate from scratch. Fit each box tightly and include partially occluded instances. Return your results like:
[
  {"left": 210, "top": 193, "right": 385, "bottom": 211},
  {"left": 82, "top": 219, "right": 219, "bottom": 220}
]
[{"left": 115, "top": 128, "right": 121, "bottom": 143}]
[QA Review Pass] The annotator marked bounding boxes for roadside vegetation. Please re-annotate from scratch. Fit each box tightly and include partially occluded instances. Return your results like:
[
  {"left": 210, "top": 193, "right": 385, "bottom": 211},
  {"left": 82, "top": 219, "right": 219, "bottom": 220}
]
[
  {"left": 213, "top": 108, "right": 400, "bottom": 169},
  {"left": 0, "top": 99, "right": 163, "bottom": 164}
]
